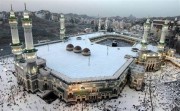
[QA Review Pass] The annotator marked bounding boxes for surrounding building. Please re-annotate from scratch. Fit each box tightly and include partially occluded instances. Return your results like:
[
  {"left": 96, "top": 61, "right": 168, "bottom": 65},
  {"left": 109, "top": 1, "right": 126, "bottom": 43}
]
[
  {"left": 35, "top": 10, "right": 50, "bottom": 19},
  {"left": 51, "top": 13, "right": 59, "bottom": 21}
]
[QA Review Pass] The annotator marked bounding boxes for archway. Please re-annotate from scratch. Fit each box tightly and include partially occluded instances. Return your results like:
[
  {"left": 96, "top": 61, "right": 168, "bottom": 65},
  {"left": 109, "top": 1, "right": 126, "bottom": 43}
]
[
  {"left": 113, "top": 89, "right": 117, "bottom": 94},
  {"left": 151, "top": 64, "right": 155, "bottom": 71},
  {"left": 43, "top": 83, "right": 48, "bottom": 90},
  {"left": 59, "top": 95, "right": 62, "bottom": 100},
  {"left": 68, "top": 93, "right": 73, "bottom": 99}
]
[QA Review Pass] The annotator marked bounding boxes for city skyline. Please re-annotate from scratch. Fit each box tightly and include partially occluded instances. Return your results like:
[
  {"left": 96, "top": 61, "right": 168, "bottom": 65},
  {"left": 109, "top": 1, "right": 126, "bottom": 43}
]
[{"left": 0, "top": 0, "right": 180, "bottom": 18}]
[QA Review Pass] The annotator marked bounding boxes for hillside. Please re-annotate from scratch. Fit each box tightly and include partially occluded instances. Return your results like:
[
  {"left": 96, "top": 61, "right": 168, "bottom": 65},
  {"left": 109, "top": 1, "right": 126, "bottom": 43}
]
[{"left": 0, "top": 14, "right": 94, "bottom": 45}]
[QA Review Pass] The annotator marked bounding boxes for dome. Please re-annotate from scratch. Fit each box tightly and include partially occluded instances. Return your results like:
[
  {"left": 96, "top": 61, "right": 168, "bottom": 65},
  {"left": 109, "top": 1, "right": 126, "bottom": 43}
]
[
  {"left": 82, "top": 48, "right": 91, "bottom": 56},
  {"left": 132, "top": 48, "right": 139, "bottom": 52},
  {"left": 73, "top": 46, "right": 82, "bottom": 53},
  {"left": 83, "top": 48, "right": 90, "bottom": 52},
  {"left": 66, "top": 44, "right": 74, "bottom": 51}
]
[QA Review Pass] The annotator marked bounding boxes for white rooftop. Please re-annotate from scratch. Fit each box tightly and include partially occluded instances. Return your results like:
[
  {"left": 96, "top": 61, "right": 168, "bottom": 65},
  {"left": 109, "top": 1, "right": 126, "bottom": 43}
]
[{"left": 37, "top": 33, "right": 137, "bottom": 80}]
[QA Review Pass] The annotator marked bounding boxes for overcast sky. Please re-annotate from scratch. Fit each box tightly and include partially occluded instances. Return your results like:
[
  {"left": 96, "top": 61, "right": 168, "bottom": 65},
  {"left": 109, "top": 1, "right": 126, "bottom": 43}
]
[{"left": 0, "top": 0, "right": 180, "bottom": 17}]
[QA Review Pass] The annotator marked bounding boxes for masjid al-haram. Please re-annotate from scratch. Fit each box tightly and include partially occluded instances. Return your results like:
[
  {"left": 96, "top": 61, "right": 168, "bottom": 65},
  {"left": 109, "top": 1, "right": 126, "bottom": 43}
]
[{"left": 8, "top": 4, "right": 179, "bottom": 105}]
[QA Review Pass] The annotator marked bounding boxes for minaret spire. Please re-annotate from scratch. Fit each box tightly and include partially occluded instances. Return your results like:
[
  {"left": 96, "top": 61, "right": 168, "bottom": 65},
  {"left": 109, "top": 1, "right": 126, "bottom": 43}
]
[
  {"left": 11, "top": 4, "right": 13, "bottom": 11},
  {"left": 24, "top": 3, "right": 27, "bottom": 10},
  {"left": 105, "top": 17, "right": 108, "bottom": 32},
  {"left": 9, "top": 4, "right": 22, "bottom": 61},
  {"left": 160, "top": 20, "right": 168, "bottom": 44},
  {"left": 60, "top": 14, "right": 65, "bottom": 40},
  {"left": 22, "top": 3, "right": 37, "bottom": 63},
  {"left": 23, "top": 3, "right": 29, "bottom": 19},
  {"left": 141, "top": 18, "right": 151, "bottom": 50},
  {"left": 158, "top": 19, "right": 169, "bottom": 51},
  {"left": 142, "top": 19, "right": 150, "bottom": 44},
  {"left": 98, "top": 15, "right": 101, "bottom": 32},
  {"left": 10, "top": 4, "right": 15, "bottom": 18}
]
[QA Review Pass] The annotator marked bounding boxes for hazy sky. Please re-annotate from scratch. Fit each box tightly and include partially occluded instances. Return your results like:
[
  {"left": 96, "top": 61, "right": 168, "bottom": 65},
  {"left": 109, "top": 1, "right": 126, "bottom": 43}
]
[{"left": 0, "top": 0, "right": 180, "bottom": 17}]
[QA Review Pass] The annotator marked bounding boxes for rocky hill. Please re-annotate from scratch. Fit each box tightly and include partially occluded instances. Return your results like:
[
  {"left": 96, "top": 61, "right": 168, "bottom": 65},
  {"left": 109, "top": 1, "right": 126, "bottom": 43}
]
[{"left": 0, "top": 12, "right": 95, "bottom": 45}]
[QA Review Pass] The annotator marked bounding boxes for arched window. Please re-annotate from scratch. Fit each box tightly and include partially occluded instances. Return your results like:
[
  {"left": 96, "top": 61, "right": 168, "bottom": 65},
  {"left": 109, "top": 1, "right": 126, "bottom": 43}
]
[
  {"left": 68, "top": 93, "right": 73, "bottom": 99},
  {"left": 43, "top": 83, "right": 48, "bottom": 90}
]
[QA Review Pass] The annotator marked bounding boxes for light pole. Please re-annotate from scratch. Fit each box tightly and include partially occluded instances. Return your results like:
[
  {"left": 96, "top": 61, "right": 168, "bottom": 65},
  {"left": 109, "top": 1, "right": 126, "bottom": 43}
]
[
  {"left": 0, "top": 48, "right": 3, "bottom": 58},
  {"left": 107, "top": 45, "right": 109, "bottom": 56},
  {"left": 47, "top": 43, "right": 49, "bottom": 51}
]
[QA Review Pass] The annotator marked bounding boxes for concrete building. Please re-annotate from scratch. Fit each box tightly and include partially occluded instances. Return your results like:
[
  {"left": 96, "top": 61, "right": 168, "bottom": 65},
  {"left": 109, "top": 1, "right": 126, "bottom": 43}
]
[
  {"left": 129, "top": 64, "right": 145, "bottom": 90},
  {"left": 35, "top": 10, "right": 49, "bottom": 19}
]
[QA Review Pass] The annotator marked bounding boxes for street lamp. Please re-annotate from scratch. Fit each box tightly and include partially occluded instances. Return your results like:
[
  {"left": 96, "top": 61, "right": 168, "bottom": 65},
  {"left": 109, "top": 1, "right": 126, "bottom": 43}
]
[{"left": 107, "top": 45, "right": 109, "bottom": 56}]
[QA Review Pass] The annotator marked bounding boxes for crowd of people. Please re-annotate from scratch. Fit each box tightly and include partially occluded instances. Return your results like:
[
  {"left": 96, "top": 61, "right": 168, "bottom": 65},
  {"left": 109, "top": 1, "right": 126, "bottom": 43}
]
[{"left": 0, "top": 56, "right": 179, "bottom": 111}]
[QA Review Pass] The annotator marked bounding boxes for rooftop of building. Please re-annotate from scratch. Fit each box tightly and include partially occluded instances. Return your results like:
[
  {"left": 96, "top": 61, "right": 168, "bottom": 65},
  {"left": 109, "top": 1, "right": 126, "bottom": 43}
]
[
  {"left": 130, "top": 64, "right": 145, "bottom": 74},
  {"left": 36, "top": 32, "right": 138, "bottom": 82}
]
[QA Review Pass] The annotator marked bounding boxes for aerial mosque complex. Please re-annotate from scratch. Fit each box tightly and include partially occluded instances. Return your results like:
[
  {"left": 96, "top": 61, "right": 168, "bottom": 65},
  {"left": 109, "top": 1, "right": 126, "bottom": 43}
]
[{"left": 9, "top": 4, "right": 179, "bottom": 104}]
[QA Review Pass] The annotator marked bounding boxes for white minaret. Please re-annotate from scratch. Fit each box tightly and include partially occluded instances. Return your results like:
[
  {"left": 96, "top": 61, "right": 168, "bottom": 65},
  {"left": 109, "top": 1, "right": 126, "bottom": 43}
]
[
  {"left": 60, "top": 14, "right": 65, "bottom": 40},
  {"left": 159, "top": 20, "right": 169, "bottom": 44},
  {"left": 98, "top": 18, "right": 101, "bottom": 31},
  {"left": 105, "top": 17, "right": 108, "bottom": 31},
  {"left": 9, "top": 4, "right": 22, "bottom": 60},
  {"left": 22, "top": 3, "right": 37, "bottom": 63},
  {"left": 141, "top": 19, "right": 151, "bottom": 44},
  {"left": 158, "top": 20, "right": 169, "bottom": 51},
  {"left": 120, "top": 20, "right": 124, "bottom": 29}
]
